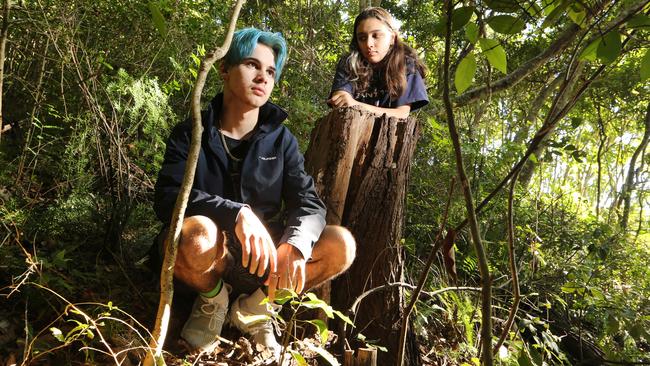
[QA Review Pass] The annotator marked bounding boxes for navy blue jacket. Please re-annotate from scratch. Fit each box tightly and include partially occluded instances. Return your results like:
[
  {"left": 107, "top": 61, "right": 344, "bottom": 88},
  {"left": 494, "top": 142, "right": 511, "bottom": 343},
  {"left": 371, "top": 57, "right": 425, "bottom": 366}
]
[{"left": 154, "top": 93, "right": 326, "bottom": 259}]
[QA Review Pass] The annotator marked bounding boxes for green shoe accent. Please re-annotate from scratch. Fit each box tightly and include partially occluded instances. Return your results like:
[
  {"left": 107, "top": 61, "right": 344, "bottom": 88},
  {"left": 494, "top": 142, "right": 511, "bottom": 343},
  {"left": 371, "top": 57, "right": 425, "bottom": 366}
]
[{"left": 200, "top": 279, "right": 223, "bottom": 298}]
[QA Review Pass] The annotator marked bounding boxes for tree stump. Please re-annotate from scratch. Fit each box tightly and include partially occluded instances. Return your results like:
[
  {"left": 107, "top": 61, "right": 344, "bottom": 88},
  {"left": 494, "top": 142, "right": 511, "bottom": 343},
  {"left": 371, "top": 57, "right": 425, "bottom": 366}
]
[{"left": 304, "top": 106, "right": 420, "bottom": 366}]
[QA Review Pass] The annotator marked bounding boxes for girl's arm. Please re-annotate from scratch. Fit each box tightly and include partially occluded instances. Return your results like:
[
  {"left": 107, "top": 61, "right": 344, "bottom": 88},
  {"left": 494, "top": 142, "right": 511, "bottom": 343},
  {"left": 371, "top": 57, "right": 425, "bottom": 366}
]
[{"left": 328, "top": 90, "right": 411, "bottom": 119}]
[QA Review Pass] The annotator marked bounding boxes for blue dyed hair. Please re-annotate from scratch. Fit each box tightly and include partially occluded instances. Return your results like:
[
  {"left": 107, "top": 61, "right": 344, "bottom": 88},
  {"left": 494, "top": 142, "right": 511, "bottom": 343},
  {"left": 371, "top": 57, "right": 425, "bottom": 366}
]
[{"left": 223, "top": 28, "right": 287, "bottom": 82}]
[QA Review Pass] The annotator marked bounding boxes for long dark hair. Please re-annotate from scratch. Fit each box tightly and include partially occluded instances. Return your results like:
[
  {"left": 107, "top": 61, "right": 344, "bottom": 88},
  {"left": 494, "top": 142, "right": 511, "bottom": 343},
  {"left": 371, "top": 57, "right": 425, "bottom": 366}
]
[{"left": 346, "top": 7, "right": 427, "bottom": 100}]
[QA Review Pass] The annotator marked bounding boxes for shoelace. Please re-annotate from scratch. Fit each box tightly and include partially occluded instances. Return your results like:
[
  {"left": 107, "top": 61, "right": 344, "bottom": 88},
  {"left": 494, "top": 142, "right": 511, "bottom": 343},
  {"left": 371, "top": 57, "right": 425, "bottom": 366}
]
[{"left": 199, "top": 303, "right": 227, "bottom": 331}]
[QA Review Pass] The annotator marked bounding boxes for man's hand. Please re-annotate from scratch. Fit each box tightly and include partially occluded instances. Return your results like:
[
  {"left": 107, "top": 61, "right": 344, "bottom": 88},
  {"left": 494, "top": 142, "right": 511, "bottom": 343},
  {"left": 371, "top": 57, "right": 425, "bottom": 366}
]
[
  {"left": 328, "top": 90, "right": 359, "bottom": 108},
  {"left": 234, "top": 206, "right": 277, "bottom": 277},
  {"left": 266, "top": 243, "right": 305, "bottom": 302}
]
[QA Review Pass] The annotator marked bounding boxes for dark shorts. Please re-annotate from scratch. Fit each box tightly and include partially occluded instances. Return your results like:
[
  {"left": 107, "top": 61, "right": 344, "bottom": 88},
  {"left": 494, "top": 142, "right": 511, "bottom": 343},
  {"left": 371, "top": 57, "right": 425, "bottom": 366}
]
[{"left": 149, "top": 224, "right": 284, "bottom": 299}]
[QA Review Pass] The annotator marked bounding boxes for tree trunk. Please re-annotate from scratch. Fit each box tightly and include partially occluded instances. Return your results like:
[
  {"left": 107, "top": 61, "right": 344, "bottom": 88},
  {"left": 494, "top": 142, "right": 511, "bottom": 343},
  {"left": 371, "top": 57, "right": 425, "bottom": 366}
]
[
  {"left": 0, "top": 0, "right": 10, "bottom": 141},
  {"left": 618, "top": 102, "right": 650, "bottom": 230},
  {"left": 304, "top": 106, "right": 420, "bottom": 366},
  {"left": 517, "top": 62, "right": 585, "bottom": 187},
  {"left": 143, "top": 1, "right": 245, "bottom": 364}
]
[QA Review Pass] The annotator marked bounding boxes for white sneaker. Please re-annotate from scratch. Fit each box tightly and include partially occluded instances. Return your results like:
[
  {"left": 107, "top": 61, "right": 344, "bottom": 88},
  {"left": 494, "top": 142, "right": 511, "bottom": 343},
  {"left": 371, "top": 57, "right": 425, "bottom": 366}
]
[
  {"left": 180, "top": 284, "right": 230, "bottom": 353},
  {"left": 229, "top": 288, "right": 282, "bottom": 359}
]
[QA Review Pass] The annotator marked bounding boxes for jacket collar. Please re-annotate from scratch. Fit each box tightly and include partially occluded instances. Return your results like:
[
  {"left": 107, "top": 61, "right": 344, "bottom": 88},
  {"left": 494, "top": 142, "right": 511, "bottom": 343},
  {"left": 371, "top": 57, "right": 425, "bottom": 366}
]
[{"left": 208, "top": 93, "right": 288, "bottom": 133}]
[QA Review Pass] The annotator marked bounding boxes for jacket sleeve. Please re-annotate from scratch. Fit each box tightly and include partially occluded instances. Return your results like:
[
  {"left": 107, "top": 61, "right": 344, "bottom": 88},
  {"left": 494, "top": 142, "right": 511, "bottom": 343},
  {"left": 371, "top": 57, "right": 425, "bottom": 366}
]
[
  {"left": 279, "top": 132, "right": 327, "bottom": 260},
  {"left": 328, "top": 56, "right": 354, "bottom": 101},
  {"left": 153, "top": 121, "right": 245, "bottom": 233}
]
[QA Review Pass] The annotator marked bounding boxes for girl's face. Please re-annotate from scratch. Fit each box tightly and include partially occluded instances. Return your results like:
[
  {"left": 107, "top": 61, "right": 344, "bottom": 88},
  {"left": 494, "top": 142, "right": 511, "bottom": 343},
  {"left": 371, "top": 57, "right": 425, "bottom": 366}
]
[{"left": 355, "top": 17, "right": 395, "bottom": 64}]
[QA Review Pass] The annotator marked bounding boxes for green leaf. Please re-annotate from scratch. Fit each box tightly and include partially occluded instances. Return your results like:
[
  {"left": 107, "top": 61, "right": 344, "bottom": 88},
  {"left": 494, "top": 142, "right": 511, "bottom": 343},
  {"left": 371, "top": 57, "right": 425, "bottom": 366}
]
[
  {"left": 289, "top": 350, "right": 308, "bottom": 366},
  {"left": 375, "top": 345, "right": 388, "bottom": 352},
  {"left": 542, "top": 0, "right": 570, "bottom": 28},
  {"left": 307, "top": 319, "right": 329, "bottom": 344},
  {"left": 597, "top": 31, "right": 622, "bottom": 65},
  {"left": 465, "top": 23, "right": 479, "bottom": 44},
  {"left": 148, "top": 2, "right": 168, "bottom": 38},
  {"left": 578, "top": 38, "right": 601, "bottom": 61},
  {"left": 273, "top": 289, "right": 296, "bottom": 305},
  {"left": 479, "top": 38, "right": 507, "bottom": 74},
  {"left": 525, "top": 2, "right": 544, "bottom": 17},
  {"left": 298, "top": 299, "right": 334, "bottom": 318},
  {"left": 568, "top": 6, "right": 586, "bottom": 27},
  {"left": 484, "top": 0, "right": 519, "bottom": 13},
  {"left": 561, "top": 282, "right": 579, "bottom": 294},
  {"left": 570, "top": 116, "right": 583, "bottom": 128},
  {"left": 432, "top": 19, "right": 446, "bottom": 36},
  {"left": 627, "top": 14, "right": 650, "bottom": 29},
  {"left": 50, "top": 327, "right": 65, "bottom": 342},
  {"left": 589, "top": 287, "right": 605, "bottom": 301},
  {"left": 487, "top": 15, "right": 526, "bottom": 34},
  {"left": 433, "top": 7, "right": 475, "bottom": 35},
  {"left": 333, "top": 310, "right": 355, "bottom": 326},
  {"left": 452, "top": 7, "right": 475, "bottom": 30},
  {"left": 455, "top": 53, "right": 476, "bottom": 94},
  {"left": 542, "top": 0, "right": 558, "bottom": 16},
  {"left": 641, "top": 49, "right": 650, "bottom": 81}
]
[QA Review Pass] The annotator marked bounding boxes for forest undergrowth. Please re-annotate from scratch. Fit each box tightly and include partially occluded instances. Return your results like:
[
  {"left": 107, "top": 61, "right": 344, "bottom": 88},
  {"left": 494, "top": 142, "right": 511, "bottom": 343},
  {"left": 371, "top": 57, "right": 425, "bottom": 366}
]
[{"left": 1, "top": 0, "right": 649, "bottom": 365}]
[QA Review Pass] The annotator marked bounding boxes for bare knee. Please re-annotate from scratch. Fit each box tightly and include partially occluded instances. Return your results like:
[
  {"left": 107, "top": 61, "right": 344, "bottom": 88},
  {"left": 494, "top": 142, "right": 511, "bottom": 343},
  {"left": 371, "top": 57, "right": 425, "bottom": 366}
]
[
  {"left": 315, "top": 225, "right": 356, "bottom": 273},
  {"left": 176, "top": 216, "right": 223, "bottom": 274}
]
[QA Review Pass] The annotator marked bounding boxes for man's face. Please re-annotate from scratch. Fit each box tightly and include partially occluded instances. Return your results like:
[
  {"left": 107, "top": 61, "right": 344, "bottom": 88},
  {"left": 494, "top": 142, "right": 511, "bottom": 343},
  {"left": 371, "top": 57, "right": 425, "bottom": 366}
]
[{"left": 222, "top": 43, "right": 276, "bottom": 108}]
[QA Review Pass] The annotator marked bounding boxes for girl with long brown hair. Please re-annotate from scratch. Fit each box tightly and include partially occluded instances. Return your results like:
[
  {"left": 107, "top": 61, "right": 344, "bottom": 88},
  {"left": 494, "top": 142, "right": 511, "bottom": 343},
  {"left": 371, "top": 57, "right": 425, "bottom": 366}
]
[{"left": 328, "top": 7, "right": 429, "bottom": 119}]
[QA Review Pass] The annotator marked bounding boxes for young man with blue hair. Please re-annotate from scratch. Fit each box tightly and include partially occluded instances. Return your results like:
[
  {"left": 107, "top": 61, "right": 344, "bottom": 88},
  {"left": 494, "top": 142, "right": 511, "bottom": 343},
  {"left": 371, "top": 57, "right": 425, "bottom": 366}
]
[{"left": 152, "top": 28, "right": 356, "bottom": 358}]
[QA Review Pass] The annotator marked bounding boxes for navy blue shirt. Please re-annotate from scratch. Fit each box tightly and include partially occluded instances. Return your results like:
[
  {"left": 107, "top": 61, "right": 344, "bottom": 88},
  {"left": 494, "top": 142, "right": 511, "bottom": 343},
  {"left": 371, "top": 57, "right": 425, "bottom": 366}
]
[{"left": 330, "top": 56, "right": 429, "bottom": 111}]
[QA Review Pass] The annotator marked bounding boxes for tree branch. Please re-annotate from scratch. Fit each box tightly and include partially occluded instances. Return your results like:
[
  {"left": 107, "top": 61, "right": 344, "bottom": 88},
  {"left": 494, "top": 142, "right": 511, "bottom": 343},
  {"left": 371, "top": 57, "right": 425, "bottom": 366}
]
[
  {"left": 397, "top": 178, "right": 455, "bottom": 366},
  {"left": 0, "top": 0, "right": 11, "bottom": 142},
  {"left": 441, "top": 0, "right": 493, "bottom": 364},
  {"left": 143, "top": 1, "right": 246, "bottom": 365}
]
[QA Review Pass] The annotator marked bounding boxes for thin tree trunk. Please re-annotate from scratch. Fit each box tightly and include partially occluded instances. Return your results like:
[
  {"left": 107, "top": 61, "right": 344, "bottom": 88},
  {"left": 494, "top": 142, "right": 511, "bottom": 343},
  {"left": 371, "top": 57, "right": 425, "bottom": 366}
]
[
  {"left": 0, "top": 0, "right": 9, "bottom": 142},
  {"left": 619, "top": 102, "right": 650, "bottom": 230},
  {"left": 143, "top": 1, "right": 244, "bottom": 365},
  {"left": 442, "top": 0, "right": 492, "bottom": 364},
  {"left": 596, "top": 104, "right": 606, "bottom": 219},
  {"left": 397, "top": 179, "right": 454, "bottom": 366},
  {"left": 512, "top": 75, "right": 562, "bottom": 146},
  {"left": 518, "top": 63, "right": 585, "bottom": 187}
]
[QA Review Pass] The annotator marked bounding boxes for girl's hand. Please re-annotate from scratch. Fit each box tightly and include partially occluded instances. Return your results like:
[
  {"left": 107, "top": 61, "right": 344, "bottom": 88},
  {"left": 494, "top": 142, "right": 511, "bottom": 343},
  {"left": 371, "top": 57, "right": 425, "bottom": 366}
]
[{"left": 328, "top": 90, "right": 359, "bottom": 108}]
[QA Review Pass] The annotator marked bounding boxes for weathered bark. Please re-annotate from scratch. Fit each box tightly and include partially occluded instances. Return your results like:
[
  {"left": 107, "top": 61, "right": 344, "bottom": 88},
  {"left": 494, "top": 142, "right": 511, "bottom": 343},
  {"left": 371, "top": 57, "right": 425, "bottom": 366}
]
[
  {"left": 304, "top": 106, "right": 420, "bottom": 366},
  {"left": 143, "top": 1, "right": 245, "bottom": 365},
  {"left": 618, "top": 102, "right": 650, "bottom": 230}
]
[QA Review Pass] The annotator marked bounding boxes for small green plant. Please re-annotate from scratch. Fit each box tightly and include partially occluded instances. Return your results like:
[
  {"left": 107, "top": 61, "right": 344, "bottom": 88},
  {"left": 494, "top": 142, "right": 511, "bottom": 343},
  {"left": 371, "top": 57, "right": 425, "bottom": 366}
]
[{"left": 256, "top": 289, "right": 354, "bottom": 365}]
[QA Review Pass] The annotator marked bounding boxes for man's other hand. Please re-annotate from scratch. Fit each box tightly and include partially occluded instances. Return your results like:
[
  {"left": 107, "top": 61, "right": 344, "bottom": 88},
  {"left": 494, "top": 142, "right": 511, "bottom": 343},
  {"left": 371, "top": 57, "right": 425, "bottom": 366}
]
[
  {"left": 235, "top": 206, "right": 277, "bottom": 277},
  {"left": 266, "top": 243, "right": 305, "bottom": 301}
]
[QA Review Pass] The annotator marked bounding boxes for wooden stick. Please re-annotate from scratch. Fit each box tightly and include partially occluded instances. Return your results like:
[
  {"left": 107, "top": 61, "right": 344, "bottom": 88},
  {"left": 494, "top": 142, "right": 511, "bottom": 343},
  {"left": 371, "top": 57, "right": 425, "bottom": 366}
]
[{"left": 142, "top": 1, "right": 245, "bottom": 365}]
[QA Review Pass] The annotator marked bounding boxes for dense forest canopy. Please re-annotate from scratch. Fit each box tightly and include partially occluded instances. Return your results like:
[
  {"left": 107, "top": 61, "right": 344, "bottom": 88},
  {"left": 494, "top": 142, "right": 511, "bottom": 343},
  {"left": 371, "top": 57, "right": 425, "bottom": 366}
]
[{"left": 0, "top": 0, "right": 648, "bottom": 365}]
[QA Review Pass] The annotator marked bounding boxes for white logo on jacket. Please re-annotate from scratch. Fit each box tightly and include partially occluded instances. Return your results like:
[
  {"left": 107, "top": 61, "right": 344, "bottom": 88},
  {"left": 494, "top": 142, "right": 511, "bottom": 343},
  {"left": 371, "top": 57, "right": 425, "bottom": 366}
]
[{"left": 259, "top": 156, "right": 277, "bottom": 161}]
